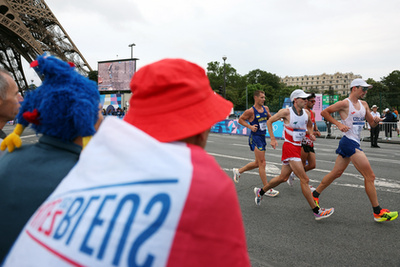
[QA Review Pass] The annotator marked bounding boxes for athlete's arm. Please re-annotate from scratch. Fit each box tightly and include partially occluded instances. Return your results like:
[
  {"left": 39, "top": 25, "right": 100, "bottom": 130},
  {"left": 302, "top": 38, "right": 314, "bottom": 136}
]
[
  {"left": 264, "top": 106, "right": 272, "bottom": 119},
  {"left": 321, "top": 100, "right": 350, "bottom": 132},
  {"left": 312, "top": 111, "right": 321, "bottom": 137},
  {"left": 363, "top": 101, "right": 380, "bottom": 127},
  {"left": 305, "top": 110, "right": 316, "bottom": 141},
  {"left": 238, "top": 108, "right": 257, "bottom": 132},
  {"left": 267, "top": 108, "right": 289, "bottom": 149}
]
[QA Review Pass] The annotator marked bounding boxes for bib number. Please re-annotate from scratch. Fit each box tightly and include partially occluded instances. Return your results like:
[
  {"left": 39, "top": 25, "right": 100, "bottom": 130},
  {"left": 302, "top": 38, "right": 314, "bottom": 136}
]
[
  {"left": 293, "top": 129, "right": 306, "bottom": 142},
  {"left": 259, "top": 121, "right": 266, "bottom": 131}
]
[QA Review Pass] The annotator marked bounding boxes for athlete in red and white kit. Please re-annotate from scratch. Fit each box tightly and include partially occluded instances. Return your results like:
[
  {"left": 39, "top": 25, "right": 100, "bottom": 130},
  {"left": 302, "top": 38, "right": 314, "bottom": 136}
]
[
  {"left": 253, "top": 89, "right": 334, "bottom": 220},
  {"left": 287, "top": 93, "right": 321, "bottom": 187}
]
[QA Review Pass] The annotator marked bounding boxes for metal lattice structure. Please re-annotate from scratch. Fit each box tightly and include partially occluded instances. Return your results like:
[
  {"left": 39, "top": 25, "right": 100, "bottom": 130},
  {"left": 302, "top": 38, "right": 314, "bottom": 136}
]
[{"left": 0, "top": 0, "right": 92, "bottom": 91}]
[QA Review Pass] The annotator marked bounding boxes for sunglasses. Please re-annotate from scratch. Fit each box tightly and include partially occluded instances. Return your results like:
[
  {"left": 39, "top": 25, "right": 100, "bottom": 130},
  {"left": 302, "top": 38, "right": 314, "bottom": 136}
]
[
  {"left": 360, "top": 87, "right": 369, "bottom": 92},
  {"left": 309, "top": 100, "right": 316, "bottom": 103}
]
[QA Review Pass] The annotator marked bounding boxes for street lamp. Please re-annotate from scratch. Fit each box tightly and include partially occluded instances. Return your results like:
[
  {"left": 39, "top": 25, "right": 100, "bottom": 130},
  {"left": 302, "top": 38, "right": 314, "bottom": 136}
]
[
  {"left": 222, "top": 55, "right": 227, "bottom": 99},
  {"left": 128, "top": 43, "right": 136, "bottom": 59}
]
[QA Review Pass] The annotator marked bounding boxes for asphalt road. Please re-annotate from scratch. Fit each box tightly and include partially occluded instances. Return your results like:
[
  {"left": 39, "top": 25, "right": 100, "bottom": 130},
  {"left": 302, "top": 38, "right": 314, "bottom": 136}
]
[
  {"left": 206, "top": 133, "right": 400, "bottom": 267},
  {"left": 3, "top": 125, "right": 400, "bottom": 266}
]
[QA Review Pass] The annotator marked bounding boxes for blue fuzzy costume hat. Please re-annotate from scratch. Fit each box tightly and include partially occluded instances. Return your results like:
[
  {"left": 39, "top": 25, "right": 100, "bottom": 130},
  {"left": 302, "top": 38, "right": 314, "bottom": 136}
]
[{"left": 17, "top": 54, "right": 100, "bottom": 141}]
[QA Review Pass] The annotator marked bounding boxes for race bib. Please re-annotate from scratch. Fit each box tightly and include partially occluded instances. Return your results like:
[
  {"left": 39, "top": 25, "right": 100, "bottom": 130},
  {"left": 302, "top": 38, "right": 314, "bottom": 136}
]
[
  {"left": 352, "top": 122, "right": 364, "bottom": 137},
  {"left": 293, "top": 129, "right": 306, "bottom": 142},
  {"left": 259, "top": 121, "right": 266, "bottom": 131}
]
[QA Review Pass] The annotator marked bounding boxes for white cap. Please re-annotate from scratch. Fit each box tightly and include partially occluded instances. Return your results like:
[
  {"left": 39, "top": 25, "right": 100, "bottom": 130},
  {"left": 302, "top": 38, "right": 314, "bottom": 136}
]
[
  {"left": 350, "top": 78, "right": 372, "bottom": 88},
  {"left": 290, "top": 89, "right": 310, "bottom": 102},
  {"left": 371, "top": 105, "right": 378, "bottom": 108},
  {"left": 384, "top": 108, "right": 390, "bottom": 112}
]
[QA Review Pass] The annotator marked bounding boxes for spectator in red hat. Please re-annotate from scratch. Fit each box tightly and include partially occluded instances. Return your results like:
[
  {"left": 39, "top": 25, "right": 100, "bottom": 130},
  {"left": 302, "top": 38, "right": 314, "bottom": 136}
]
[{"left": 3, "top": 59, "right": 250, "bottom": 267}]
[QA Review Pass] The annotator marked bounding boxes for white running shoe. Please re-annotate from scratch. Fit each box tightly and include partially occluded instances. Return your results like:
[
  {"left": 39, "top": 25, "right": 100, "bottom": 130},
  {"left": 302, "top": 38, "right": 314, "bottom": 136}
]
[
  {"left": 287, "top": 172, "right": 295, "bottom": 187},
  {"left": 309, "top": 185, "right": 316, "bottom": 192},
  {"left": 232, "top": 168, "right": 240, "bottom": 183},
  {"left": 314, "top": 207, "right": 334, "bottom": 220},
  {"left": 254, "top": 187, "right": 263, "bottom": 205},
  {"left": 265, "top": 188, "right": 279, "bottom": 197},
  {"left": 388, "top": 137, "right": 392, "bottom": 140}
]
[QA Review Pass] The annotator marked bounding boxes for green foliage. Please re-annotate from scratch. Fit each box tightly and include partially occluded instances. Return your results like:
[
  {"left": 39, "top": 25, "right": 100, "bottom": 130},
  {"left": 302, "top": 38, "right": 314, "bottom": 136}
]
[
  {"left": 206, "top": 62, "right": 400, "bottom": 114},
  {"left": 207, "top": 61, "right": 301, "bottom": 112}
]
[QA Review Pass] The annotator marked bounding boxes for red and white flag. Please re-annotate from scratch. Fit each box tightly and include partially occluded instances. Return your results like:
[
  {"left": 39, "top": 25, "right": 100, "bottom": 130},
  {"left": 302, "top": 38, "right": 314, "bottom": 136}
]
[{"left": 4, "top": 117, "right": 250, "bottom": 267}]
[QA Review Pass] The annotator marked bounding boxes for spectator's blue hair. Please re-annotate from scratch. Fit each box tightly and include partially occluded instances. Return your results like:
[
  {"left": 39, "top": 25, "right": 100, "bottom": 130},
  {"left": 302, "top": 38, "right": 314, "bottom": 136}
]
[{"left": 17, "top": 54, "right": 100, "bottom": 141}]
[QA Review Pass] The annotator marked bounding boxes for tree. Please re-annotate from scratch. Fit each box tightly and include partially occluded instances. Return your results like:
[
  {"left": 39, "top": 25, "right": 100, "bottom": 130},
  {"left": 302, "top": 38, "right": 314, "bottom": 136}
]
[
  {"left": 207, "top": 61, "right": 246, "bottom": 106},
  {"left": 245, "top": 69, "right": 281, "bottom": 90},
  {"left": 381, "top": 70, "right": 400, "bottom": 109}
]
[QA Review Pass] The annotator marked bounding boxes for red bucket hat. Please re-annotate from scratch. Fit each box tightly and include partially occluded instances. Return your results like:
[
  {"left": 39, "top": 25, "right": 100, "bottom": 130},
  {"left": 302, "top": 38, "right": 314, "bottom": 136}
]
[{"left": 124, "top": 58, "right": 233, "bottom": 142}]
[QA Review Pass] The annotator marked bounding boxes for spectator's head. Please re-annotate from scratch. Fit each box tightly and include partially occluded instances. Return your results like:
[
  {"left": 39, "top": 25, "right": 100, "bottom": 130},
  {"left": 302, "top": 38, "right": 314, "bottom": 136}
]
[
  {"left": 124, "top": 58, "right": 232, "bottom": 147},
  {"left": 0, "top": 69, "right": 21, "bottom": 125},
  {"left": 371, "top": 105, "right": 378, "bottom": 111},
  {"left": 17, "top": 54, "right": 102, "bottom": 142},
  {"left": 384, "top": 108, "right": 390, "bottom": 113}
]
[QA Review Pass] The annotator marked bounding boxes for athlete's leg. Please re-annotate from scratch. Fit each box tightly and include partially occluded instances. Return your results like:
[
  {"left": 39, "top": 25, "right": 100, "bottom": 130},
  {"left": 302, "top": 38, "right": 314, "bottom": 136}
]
[
  {"left": 315, "top": 155, "right": 351, "bottom": 194},
  {"left": 290, "top": 160, "right": 317, "bottom": 209},
  {"left": 300, "top": 147, "right": 308, "bottom": 168},
  {"left": 350, "top": 150, "right": 379, "bottom": 207},
  {"left": 262, "top": 163, "right": 291, "bottom": 191},
  {"left": 253, "top": 148, "right": 268, "bottom": 186},
  {"left": 304, "top": 151, "right": 316, "bottom": 172},
  {"left": 238, "top": 160, "right": 258, "bottom": 174}
]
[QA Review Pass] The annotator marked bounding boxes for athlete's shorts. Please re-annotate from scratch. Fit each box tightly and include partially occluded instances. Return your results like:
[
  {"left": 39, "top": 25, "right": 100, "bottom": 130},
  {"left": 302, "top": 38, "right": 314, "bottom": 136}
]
[
  {"left": 302, "top": 143, "right": 315, "bottom": 153},
  {"left": 249, "top": 134, "right": 266, "bottom": 151},
  {"left": 336, "top": 135, "right": 363, "bottom": 158},
  {"left": 281, "top": 142, "right": 302, "bottom": 165}
]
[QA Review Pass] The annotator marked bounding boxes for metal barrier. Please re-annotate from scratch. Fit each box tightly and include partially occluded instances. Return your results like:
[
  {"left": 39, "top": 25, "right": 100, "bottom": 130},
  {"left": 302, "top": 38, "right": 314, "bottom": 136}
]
[
  {"left": 380, "top": 122, "right": 399, "bottom": 140},
  {"left": 320, "top": 121, "right": 400, "bottom": 142}
]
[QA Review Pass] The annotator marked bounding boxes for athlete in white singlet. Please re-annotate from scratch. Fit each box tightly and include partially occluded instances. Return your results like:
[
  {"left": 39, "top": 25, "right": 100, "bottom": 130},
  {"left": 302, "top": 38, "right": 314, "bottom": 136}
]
[{"left": 314, "top": 78, "right": 398, "bottom": 222}]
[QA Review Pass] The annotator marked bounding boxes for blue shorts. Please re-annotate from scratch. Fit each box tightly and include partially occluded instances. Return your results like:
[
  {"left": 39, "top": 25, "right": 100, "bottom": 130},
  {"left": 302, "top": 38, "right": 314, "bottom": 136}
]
[
  {"left": 336, "top": 136, "right": 363, "bottom": 158},
  {"left": 249, "top": 134, "right": 266, "bottom": 151}
]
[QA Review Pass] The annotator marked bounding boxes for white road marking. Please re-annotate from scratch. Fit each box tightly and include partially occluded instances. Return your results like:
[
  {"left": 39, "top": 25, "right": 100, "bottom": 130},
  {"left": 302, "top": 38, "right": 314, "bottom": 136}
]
[{"left": 209, "top": 152, "right": 400, "bottom": 193}]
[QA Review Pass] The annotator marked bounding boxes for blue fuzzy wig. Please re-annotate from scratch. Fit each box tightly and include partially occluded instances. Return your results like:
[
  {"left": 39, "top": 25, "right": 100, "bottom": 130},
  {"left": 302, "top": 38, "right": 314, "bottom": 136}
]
[{"left": 17, "top": 54, "right": 100, "bottom": 141}]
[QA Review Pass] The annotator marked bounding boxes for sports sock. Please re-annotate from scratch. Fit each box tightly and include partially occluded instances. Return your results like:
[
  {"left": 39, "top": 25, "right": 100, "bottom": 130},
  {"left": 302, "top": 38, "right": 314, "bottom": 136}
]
[
  {"left": 259, "top": 188, "right": 265, "bottom": 196},
  {"left": 313, "top": 207, "right": 319, "bottom": 214},
  {"left": 373, "top": 205, "right": 382, "bottom": 215},
  {"left": 312, "top": 191, "right": 320, "bottom": 198}
]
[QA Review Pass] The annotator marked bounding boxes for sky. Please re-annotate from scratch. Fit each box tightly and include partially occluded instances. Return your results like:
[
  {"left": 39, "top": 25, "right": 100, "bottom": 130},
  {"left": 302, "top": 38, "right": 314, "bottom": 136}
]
[{"left": 25, "top": 0, "right": 400, "bottom": 84}]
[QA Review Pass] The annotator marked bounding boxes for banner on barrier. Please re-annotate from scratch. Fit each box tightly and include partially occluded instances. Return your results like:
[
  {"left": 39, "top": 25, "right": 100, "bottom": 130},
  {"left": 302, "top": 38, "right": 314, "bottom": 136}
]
[{"left": 211, "top": 119, "right": 284, "bottom": 139}]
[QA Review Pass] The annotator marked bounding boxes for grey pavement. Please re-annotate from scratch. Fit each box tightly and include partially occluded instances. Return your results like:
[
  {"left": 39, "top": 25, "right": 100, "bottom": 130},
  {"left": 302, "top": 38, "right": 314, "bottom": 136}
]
[{"left": 207, "top": 133, "right": 400, "bottom": 267}]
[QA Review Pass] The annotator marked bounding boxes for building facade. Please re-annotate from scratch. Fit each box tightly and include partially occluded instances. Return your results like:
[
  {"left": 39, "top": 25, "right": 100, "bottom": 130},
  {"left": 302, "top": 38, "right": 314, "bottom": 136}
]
[{"left": 281, "top": 72, "right": 362, "bottom": 96}]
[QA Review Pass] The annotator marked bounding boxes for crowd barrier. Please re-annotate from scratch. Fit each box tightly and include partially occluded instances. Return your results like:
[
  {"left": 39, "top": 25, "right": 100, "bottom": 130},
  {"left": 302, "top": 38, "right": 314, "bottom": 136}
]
[
  {"left": 378, "top": 122, "right": 399, "bottom": 140},
  {"left": 318, "top": 121, "right": 400, "bottom": 141}
]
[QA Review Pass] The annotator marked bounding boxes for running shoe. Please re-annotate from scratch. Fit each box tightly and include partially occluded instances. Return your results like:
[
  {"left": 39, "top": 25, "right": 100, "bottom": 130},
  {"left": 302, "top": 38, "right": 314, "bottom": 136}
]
[
  {"left": 309, "top": 185, "right": 316, "bottom": 192},
  {"left": 314, "top": 207, "right": 334, "bottom": 220},
  {"left": 254, "top": 187, "right": 263, "bottom": 205},
  {"left": 374, "top": 209, "right": 398, "bottom": 222},
  {"left": 265, "top": 188, "right": 279, "bottom": 197},
  {"left": 287, "top": 172, "right": 295, "bottom": 187},
  {"left": 232, "top": 168, "right": 240, "bottom": 183}
]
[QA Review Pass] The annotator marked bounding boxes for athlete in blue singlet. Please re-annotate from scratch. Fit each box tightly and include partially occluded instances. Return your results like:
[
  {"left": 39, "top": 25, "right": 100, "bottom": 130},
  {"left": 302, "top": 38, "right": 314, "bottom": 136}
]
[{"left": 232, "top": 90, "right": 279, "bottom": 197}]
